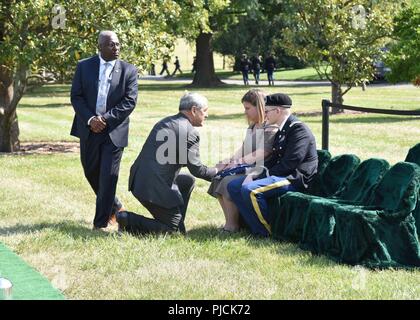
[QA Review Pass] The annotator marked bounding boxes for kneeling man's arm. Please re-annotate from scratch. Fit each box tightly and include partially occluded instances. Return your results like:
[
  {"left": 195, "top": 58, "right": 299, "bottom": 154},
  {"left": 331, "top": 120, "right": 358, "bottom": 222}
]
[{"left": 186, "top": 130, "right": 217, "bottom": 181}]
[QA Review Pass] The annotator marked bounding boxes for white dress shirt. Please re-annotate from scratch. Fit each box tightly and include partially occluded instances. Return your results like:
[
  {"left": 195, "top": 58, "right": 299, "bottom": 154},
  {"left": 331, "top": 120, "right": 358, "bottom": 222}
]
[
  {"left": 87, "top": 54, "right": 117, "bottom": 125},
  {"left": 279, "top": 114, "right": 291, "bottom": 131}
]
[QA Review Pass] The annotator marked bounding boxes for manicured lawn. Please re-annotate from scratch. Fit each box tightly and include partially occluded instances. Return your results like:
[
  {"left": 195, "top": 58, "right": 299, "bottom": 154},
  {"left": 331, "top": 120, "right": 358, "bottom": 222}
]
[{"left": 1, "top": 81, "right": 419, "bottom": 299}]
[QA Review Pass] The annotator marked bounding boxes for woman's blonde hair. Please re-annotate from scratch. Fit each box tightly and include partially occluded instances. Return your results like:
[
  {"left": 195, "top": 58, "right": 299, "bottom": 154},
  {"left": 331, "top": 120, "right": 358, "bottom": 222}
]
[{"left": 241, "top": 89, "right": 266, "bottom": 125}]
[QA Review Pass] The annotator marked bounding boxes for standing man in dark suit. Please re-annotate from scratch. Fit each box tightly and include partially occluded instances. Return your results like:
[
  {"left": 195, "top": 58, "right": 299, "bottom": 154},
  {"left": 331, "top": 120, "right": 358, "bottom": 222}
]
[
  {"left": 117, "top": 92, "right": 220, "bottom": 235},
  {"left": 70, "top": 30, "right": 138, "bottom": 231}
]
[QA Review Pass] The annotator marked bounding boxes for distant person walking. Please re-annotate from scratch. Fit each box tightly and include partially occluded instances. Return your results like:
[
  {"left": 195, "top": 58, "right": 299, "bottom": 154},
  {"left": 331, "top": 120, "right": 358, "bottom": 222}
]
[
  {"left": 240, "top": 54, "right": 251, "bottom": 86},
  {"left": 265, "top": 55, "right": 276, "bottom": 86},
  {"left": 160, "top": 60, "right": 170, "bottom": 76},
  {"left": 172, "top": 56, "right": 183, "bottom": 76},
  {"left": 251, "top": 55, "right": 262, "bottom": 85}
]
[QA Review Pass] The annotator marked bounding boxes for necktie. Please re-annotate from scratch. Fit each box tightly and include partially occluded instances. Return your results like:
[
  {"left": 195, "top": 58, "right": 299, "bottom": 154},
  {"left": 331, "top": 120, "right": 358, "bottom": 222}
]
[{"left": 96, "top": 62, "right": 111, "bottom": 115}]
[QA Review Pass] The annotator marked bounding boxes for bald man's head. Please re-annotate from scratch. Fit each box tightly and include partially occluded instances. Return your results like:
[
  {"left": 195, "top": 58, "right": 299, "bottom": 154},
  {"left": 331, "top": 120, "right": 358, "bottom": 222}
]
[{"left": 98, "top": 30, "right": 120, "bottom": 61}]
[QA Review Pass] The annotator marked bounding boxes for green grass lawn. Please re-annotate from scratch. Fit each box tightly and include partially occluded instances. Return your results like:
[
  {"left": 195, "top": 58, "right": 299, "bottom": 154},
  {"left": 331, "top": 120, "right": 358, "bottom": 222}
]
[{"left": 1, "top": 82, "right": 420, "bottom": 299}]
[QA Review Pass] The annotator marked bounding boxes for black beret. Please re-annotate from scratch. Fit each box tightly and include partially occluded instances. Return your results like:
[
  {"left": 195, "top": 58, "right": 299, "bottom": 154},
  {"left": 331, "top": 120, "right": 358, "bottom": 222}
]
[{"left": 265, "top": 93, "right": 292, "bottom": 108}]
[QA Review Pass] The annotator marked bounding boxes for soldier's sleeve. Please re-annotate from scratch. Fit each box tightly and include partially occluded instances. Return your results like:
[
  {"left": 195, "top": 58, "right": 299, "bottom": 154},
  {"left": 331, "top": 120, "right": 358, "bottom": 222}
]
[{"left": 268, "top": 124, "right": 310, "bottom": 177}]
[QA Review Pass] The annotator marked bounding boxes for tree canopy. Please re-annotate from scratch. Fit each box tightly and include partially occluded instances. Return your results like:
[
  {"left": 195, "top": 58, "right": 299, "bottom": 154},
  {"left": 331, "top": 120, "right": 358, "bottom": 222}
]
[
  {"left": 386, "top": 3, "right": 420, "bottom": 86},
  {"left": 281, "top": 0, "right": 406, "bottom": 109}
]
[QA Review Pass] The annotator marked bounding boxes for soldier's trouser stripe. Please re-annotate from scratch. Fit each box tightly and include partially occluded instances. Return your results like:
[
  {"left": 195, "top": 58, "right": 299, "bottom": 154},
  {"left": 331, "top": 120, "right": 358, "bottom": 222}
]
[{"left": 249, "top": 180, "right": 292, "bottom": 235}]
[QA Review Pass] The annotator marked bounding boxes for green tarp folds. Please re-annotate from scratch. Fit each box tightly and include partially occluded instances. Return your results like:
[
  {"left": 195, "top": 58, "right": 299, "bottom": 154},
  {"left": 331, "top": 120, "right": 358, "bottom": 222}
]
[
  {"left": 306, "top": 149, "right": 332, "bottom": 195},
  {"left": 300, "top": 158, "right": 390, "bottom": 255},
  {"left": 269, "top": 145, "right": 420, "bottom": 269},
  {"left": 405, "top": 143, "right": 420, "bottom": 238},
  {"left": 272, "top": 154, "right": 361, "bottom": 242},
  {"left": 405, "top": 143, "right": 420, "bottom": 166},
  {"left": 333, "top": 162, "right": 420, "bottom": 268}
]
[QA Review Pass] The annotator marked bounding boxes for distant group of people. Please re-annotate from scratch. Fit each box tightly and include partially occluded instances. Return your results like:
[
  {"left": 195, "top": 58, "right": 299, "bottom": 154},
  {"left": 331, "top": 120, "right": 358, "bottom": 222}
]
[
  {"left": 148, "top": 56, "right": 185, "bottom": 77},
  {"left": 148, "top": 53, "right": 277, "bottom": 86},
  {"left": 240, "top": 54, "right": 277, "bottom": 86},
  {"left": 158, "top": 56, "right": 183, "bottom": 76}
]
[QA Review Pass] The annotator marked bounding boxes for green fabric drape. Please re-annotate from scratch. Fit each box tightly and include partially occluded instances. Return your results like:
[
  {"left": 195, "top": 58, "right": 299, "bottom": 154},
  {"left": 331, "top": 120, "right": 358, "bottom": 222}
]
[
  {"left": 405, "top": 143, "right": 420, "bottom": 166},
  {"left": 307, "top": 150, "right": 332, "bottom": 195},
  {"left": 270, "top": 145, "right": 420, "bottom": 269},
  {"left": 405, "top": 143, "right": 420, "bottom": 236},
  {"left": 272, "top": 154, "right": 360, "bottom": 242},
  {"left": 300, "top": 158, "right": 390, "bottom": 254},
  {"left": 322, "top": 162, "right": 420, "bottom": 268}
]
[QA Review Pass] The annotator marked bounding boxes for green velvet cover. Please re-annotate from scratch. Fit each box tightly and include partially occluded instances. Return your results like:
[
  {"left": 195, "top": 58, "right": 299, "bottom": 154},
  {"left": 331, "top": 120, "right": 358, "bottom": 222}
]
[
  {"left": 300, "top": 158, "right": 390, "bottom": 254},
  {"left": 271, "top": 154, "right": 360, "bottom": 242},
  {"left": 405, "top": 143, "right": 420, "bottom": 236},
  {"left": 405, "top": 143, "right": 420, "bottom": 166},
  {"left": 313, "top": 154, "right": 361, "bottom": 197},
  {"left": 331, "top": 162, "right": 420, "bottom": 268},
  {"left": 306, "top": 149, "right": 332, "bottom": 195}
]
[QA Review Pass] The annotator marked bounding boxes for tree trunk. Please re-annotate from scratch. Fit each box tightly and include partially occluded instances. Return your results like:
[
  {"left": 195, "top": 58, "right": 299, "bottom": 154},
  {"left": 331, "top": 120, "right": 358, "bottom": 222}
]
[
  {"left": 331, "top": 82, "right": 344, "bottom": 114},
  {"left": 0, "top": 65, "right": 26, "bottom": 152},
  {"left": 190, "top": 32, "right": 224, "bottom": 87}
]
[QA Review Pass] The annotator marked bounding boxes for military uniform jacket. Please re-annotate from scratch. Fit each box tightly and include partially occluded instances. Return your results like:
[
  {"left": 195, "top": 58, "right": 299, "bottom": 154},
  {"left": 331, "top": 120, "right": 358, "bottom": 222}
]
[{"left": 262, "top": 115, "right": 318, "bottom": 191}]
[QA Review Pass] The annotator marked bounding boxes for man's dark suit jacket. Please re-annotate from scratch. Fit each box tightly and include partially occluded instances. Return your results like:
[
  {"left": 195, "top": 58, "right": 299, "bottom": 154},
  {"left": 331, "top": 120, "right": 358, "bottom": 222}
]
[
  {"left": 70, "top": 55, "right": 138, "bottom": 147},
  {"left": 129, "top": 113, "right": 217, "bottom": 209}
]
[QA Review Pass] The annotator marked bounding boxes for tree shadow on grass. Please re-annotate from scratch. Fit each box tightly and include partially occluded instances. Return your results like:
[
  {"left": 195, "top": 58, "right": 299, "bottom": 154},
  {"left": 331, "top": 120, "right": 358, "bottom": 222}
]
[
  {"left": 329, "top": 115, "right": 420, "bottom": 124},
  {"left": 304, "top": 115, "right": 420, "bottom": 124},
  {"left": 25, "top": 85, "right": 71, "bottom": 97},
  {"left": 206, "top": 113, "right": 244, "bottom": 121},
  {"left": 0, "top": 221, "right": 111, "bottom": 240},
  {"left": 139, "top": 83, "right": 251, "bottom": 92},
  {"left": 186, "top": 225, "right": 339, "bottom": 268},
  {"left": 207, "top": 110, "right": 326, "bottom": 121}
]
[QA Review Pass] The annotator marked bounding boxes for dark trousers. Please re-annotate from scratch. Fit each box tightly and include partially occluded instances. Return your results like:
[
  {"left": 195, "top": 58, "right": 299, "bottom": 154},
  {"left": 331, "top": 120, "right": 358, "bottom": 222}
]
[
  {"left": 253, "top": 69, "right": 260, "bottom": 84},
  {"left": 80, "top": 132, "right": 123, "bottom": 228},
  {"left": 242, "top": 70, "right": 249, "bottom": 85},
  {"left": 227, "top": 175, "right": 295, "bottom": 237},
  {"left": 267, "top": 69, "right": 274, "bottom": 85},
  {"left": 172, "top": 66, "right": 183, "bottom": 76},
  {"left": 125, "top": 174, "right": 195, "bottom": 235},
  {"left": 160, "top": 67, "right": 170, "bottom": 76}
]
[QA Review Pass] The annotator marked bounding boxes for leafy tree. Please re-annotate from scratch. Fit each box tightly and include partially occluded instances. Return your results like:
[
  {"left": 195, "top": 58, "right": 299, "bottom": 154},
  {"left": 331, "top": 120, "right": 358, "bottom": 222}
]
[
  {"left": 0, "top": 0, "right": 180, "bottom": 152},
  {"left": 385, "top": 3, "right": 420, "bottom": 86},
  {"left": 281, "top": 0, "right": 405, "bottom": 112},
  {"left": 213, "top": 0, "right": 306, "bottom": 71},
  {"left": 173, "top": 0, "right": 259, "bottom": 86}
]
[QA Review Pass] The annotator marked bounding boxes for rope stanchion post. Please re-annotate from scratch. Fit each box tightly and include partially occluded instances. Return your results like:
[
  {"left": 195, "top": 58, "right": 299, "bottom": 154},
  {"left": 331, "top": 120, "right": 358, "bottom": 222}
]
[{"left": 322, "top": 99, "right": 330, "bottom": 151}]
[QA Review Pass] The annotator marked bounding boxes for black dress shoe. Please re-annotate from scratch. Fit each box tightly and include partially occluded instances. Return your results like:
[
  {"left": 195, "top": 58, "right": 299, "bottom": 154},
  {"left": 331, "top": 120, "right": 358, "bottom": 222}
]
[{"left": 116, "top": 211, "right": 129, "bottom": 232}]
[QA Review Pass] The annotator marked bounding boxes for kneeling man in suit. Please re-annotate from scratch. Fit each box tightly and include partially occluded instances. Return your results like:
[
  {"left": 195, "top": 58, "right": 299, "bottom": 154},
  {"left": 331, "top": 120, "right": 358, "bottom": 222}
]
[{"left": 117, "top": 92, "right": 220, "bottom": 234}]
